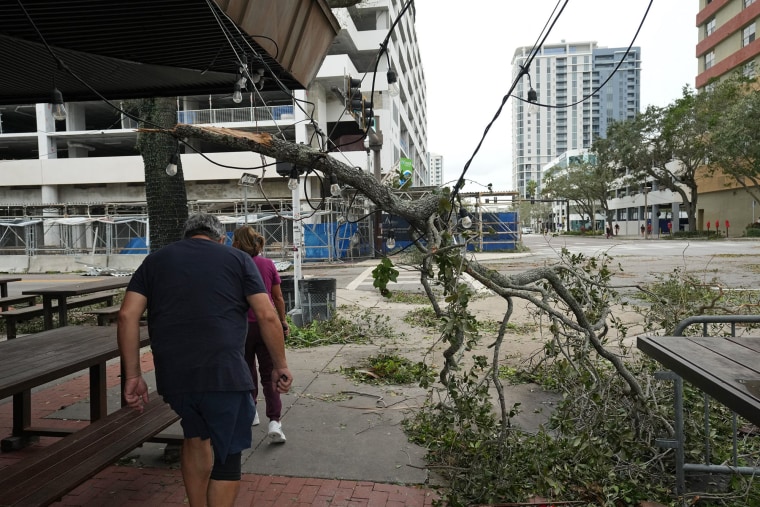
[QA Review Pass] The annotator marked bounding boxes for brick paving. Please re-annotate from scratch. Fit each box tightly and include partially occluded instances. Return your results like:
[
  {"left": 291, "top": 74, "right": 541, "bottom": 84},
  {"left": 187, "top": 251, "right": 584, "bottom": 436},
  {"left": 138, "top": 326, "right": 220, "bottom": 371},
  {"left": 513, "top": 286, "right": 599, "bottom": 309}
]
[{"left": 0, "top": 352, "right": 441, "bottom": 506}]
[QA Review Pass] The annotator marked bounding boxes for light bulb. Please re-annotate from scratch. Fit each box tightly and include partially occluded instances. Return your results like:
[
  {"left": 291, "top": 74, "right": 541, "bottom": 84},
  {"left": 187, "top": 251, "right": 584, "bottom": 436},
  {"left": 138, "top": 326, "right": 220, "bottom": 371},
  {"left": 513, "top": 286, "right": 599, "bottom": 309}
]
[
  {"left": 166, "top": 153, "right": 179, "bottom": 176},
  {"left": 386, "top": 236, "right": 396, "bottom": 250},
  {"left": 52, "top": 88, "right": 67, "bottom": 121},
  {"left": 387, "top": 69, "right": 400, "bottom": 97},
  {"left": 288, "top": 176, "right": 299, "bottom": 190},
  {"left": 527, "top": 87, "right": 538, "bottom": 116},
  {"left": 329, "top": 174, "right": 341, "bottom": 196},
  {"left": 460, "top": 215, "right": 472, "bottom": 229},
  {"left": 232, "top": 87, "right": 243, "bottom": 104}
]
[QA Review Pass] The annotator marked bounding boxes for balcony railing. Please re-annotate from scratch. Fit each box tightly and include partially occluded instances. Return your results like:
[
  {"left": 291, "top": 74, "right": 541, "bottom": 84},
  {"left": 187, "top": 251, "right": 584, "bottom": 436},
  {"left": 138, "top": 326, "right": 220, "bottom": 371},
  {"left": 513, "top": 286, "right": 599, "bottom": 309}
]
[{"left": 177, "top": 105, "right": 295, "bottom": 125}]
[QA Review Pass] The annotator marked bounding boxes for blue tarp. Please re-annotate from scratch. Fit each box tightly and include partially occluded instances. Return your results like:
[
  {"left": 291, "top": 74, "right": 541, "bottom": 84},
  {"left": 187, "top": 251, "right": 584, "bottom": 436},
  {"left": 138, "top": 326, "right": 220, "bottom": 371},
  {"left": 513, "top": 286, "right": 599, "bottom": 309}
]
[
  {"left": 120, "top": 237, "right": 148, "bottom": 254},
  {"left": 467, "top": 212, "right": 518, "bottom": 251},
  {"left": 304, "top": 222, "right": 370, "bottom": 259}
]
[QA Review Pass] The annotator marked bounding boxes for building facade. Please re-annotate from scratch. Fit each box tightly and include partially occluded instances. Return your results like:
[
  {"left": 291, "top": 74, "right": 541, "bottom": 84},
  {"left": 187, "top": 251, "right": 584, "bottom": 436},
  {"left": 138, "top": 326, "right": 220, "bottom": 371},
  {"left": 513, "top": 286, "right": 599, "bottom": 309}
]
[
  {"left": 428, "top": 153, "right": 443, "bottom": 186},
  {"left": 697, "top": 0, "right": 760, "bottom": 91},
  {"left": 511, "top": 41, "right": 641, "bottom": 199},
  {"left": 695, "top": 0, "right": 760, "bottom": 233},
  {"left": 0, "top": 0, "right": 428, "bottom": 260}
]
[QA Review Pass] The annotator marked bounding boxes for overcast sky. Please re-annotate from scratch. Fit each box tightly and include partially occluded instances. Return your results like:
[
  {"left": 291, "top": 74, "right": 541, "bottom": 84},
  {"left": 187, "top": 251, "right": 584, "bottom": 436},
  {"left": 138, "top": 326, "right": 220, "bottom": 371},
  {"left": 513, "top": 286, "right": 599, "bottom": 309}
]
[{"left": 413, "top": 0, "right": 696, "bottom": 193}]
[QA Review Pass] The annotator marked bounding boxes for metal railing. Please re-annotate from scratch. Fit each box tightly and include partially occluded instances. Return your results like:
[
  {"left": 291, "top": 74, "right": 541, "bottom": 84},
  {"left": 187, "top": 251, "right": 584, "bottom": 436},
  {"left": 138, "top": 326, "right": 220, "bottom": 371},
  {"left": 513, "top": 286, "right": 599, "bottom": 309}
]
[
  {"left": 657, "top": 315, "right": 760, "bottom": 498},
  {"left": 177, "top": 105, "right": 295, "bottom": 125}
]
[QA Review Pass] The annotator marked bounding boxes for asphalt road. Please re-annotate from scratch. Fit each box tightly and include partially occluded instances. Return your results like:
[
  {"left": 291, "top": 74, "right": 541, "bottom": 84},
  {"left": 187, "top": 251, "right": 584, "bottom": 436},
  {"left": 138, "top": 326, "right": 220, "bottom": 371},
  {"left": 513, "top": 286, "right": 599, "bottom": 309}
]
[
  {"left": 328, "top": 234, "right": 760, "bottom": 294},
  {"left": 5, "top": 235, "right": 760, "bottom": 297}
]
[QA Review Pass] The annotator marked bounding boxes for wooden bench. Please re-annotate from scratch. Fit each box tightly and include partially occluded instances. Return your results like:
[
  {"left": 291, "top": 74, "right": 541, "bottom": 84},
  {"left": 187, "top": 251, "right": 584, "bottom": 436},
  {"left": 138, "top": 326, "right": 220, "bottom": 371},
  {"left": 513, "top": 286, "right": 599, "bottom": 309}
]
[
  {"left": 0, "top": 295, "right": 37, "bottom": 312},
  {"left": 0, "top": 397, "right": 179, "bottom": 507},
  {"left": 84, "top": 304, "right": 122, "bottom": 326},
  {"left": 1, "top": 292, "right": 118, "bottom": 340}
]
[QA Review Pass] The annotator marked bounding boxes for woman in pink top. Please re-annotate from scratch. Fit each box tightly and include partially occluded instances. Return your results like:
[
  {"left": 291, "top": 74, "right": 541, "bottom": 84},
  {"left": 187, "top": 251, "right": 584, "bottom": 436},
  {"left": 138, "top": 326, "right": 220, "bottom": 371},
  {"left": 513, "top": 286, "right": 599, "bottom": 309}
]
[{"left": 232, "top": 226, "right": 289, "bottom": 443}]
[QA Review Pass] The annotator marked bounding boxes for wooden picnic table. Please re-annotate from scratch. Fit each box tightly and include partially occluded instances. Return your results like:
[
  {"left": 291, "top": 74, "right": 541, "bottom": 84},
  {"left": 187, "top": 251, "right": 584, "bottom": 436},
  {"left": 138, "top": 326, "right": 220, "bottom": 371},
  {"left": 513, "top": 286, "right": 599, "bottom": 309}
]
[
  {"left": 0, "top": 276, "right": 21, "bottom": 298},
  {"left": 22, "top": 276, "right": 131, "bottom": 329},
  {"left": 0, "top": 325, "right": 149, "bottom": 451},
  {"left": 637, "top": 334, "right": 760, "bottom": 426}
]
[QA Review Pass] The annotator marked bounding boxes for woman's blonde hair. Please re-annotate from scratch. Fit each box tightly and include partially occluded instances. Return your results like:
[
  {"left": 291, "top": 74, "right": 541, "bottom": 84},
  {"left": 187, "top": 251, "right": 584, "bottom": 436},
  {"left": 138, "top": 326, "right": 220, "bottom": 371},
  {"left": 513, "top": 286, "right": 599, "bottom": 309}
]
[{"left": 232, "top": 226, "right": 263, "bottom": 256}]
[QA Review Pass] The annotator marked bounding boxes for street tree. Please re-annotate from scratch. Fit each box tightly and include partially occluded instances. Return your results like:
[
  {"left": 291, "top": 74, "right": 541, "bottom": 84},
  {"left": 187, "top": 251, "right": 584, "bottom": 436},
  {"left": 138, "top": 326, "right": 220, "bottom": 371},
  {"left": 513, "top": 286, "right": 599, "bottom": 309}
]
[
  {"left": 542, "top": 158, "right": 615, "bottom": 232},
  {"left": 602, "top": 87, "right": 711, "bottom": 232},
  {"left": 128, "top": 98, "right": 188, "bottom": 251},
  {"left": 706, "top": 76, "right": 760, "bottom": 205}
]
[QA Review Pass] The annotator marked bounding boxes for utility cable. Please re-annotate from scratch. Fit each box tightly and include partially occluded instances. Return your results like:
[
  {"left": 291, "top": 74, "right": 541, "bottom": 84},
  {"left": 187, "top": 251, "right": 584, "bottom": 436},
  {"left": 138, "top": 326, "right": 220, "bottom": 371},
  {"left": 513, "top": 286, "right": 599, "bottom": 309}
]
[
  {"left": 448, "top": 0, "right": 569, "bottom": 211},
  {"left": 515, "top": 0, "right": 654, "bottom": 111}
]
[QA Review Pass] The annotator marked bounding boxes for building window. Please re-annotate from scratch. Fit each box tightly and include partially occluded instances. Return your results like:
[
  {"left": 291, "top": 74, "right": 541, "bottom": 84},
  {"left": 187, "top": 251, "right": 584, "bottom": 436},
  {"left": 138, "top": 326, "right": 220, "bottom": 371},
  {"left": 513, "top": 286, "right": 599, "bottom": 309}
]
[
  {"left": 745, "top": 0, "right": 756, "bottom": 7},
  {"left": 745, "top": 61, "right": 757, "bottom": 78},
  {"left": 705, "top": 51, "right": 715, "bottom": 70},
  {"left": 705, "top": 17, "right": 716, "bottom": 37},
  {"left": 744, "top": 23, "right": 756, "bottom": 47}
]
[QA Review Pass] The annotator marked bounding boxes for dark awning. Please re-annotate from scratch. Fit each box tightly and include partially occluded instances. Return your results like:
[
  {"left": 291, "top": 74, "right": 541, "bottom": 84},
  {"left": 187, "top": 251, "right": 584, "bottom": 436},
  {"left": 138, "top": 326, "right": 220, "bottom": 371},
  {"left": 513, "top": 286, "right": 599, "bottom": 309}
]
[{"left": 0, "top": 0, "right": 339, "bottom": 105}]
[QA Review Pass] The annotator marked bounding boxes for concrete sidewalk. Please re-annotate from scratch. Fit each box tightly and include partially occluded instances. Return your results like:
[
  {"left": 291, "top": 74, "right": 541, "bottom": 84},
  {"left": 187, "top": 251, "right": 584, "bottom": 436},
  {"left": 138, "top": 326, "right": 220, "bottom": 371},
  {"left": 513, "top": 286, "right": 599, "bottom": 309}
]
[
  {"left": 0, "top": 346, "right": 442, "bottom": 506},
  {"left": 0, "top": 285, "right": 558, "bottom": 506}
]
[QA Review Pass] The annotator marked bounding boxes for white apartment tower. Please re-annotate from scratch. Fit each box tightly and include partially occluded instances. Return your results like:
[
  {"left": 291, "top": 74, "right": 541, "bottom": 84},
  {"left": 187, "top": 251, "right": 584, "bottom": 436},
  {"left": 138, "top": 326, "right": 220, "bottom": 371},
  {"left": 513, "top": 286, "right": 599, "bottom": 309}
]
[
  {"left": 319, "top": 0, "right": 428, "bottom": 186},
  {"left": 511, "top": 41, "right": 641, "bottom": 198},
  {"left": 428, "top": 153, "right": 443, "bottom": 186}
]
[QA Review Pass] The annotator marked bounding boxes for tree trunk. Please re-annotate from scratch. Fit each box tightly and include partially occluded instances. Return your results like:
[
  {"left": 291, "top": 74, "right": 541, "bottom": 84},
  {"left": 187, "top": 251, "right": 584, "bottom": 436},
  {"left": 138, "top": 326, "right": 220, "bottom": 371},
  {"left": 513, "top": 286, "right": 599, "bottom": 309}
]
[{"left": 135, "top": 98, "right": 188, "bottom": 251}]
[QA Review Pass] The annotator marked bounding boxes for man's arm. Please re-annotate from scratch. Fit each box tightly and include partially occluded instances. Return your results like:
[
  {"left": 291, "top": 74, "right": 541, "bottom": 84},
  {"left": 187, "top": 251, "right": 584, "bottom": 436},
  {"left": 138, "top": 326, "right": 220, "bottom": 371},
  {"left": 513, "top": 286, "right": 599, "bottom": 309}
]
[
  {"left": 247, "top": 292, "right": 293, "bottom": 392},
  {"left": 117, "top": 290, "right": 149, "bottom": 412}
]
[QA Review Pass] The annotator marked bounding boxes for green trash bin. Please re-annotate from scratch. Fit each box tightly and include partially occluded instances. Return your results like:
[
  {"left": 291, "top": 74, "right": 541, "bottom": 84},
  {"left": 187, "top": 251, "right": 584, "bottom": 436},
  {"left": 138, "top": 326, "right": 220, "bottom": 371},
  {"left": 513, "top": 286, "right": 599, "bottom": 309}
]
[{"left": 279, "top": 275, "right": 295, "bottom": 313}]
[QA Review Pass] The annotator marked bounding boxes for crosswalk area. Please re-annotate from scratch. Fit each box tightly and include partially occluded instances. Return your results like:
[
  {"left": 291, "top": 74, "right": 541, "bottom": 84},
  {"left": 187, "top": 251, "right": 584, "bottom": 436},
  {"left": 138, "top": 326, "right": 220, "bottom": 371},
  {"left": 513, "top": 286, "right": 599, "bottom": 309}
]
[{"left": 346, "top": 266, "right": 489, "bottom": 294}]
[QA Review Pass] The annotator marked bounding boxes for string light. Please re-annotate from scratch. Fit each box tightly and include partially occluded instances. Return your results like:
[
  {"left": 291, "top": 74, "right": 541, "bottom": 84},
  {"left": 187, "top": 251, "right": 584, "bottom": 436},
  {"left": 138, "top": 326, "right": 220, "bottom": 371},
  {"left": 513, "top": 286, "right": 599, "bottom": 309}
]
[
  {"left": 165, "top": 152, "right": 179, "bottom": 176},
  {"left": 459, "top": 208, "right": 472, "bottom": 229},
  {"left": 52, "top": 88, "right": 67, "bottom": 121},
  {"left": 386, "top": 69, "right": 400, "bottom": 97},
  {"left": 287, "top": 166, "right": 300, "bottom": 190},
  {"left": 330, "top": 174, "right": 341, "bottom": 197},
  {"left": 386, "top": 230, "right": 396, "bottom": 250}
]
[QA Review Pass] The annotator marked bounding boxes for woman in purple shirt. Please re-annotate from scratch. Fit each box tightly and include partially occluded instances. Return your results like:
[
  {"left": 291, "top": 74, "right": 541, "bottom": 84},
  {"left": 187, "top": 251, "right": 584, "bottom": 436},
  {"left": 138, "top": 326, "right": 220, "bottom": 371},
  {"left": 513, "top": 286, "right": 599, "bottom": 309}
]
[{"left": 232, "top": 226, "right": 289, "bottom": 443}]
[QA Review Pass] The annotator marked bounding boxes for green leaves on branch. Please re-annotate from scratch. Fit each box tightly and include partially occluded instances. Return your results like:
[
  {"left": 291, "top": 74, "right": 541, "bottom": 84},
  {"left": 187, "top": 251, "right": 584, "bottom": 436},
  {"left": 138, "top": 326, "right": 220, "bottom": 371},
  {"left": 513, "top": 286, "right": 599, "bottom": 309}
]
[{"left": 371, "top": 256, "right": 399, "bottom": 297}]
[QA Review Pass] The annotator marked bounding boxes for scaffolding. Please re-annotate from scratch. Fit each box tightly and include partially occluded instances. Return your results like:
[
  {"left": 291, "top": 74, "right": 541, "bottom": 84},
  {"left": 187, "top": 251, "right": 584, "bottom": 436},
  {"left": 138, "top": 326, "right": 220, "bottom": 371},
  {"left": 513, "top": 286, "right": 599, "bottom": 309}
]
[
  {"left": 0, "top": 196, "right": 376, "bottom": 261},
  {"left": 0, "top": 191, "right": 519, "bottom": 259}
]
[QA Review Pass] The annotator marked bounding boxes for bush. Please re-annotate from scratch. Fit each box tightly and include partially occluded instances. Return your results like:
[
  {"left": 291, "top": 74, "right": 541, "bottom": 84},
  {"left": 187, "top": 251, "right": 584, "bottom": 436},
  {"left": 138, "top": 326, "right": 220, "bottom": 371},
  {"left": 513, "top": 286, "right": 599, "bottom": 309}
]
[
  {"left": 746, "top": 223, "right": 760, "bottom": 237},
  {"left": 672, "top": 230, "right": 720, "bottom": 239}
]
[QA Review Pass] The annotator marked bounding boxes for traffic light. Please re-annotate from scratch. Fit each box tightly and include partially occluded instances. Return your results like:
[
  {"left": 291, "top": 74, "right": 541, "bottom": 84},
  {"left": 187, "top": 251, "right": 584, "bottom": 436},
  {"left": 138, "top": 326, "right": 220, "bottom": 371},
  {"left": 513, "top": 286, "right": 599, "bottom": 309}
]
[
  {"left": 345, "top": 75, "right": 362, "bottom": 120},
  {"left": 361, "top": 97, "right": 374, "bottom": 131},
  {"left": 344, "top": 75, "right": 374, "bottom": 131}
]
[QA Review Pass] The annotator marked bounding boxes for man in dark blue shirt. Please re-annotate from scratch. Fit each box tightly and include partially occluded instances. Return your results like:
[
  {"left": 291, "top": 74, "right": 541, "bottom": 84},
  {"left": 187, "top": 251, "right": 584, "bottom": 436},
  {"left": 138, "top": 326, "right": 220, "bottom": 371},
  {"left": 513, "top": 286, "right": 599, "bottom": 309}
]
[{"left": 117, "top": 213, "right": 292, "bottom": 507}]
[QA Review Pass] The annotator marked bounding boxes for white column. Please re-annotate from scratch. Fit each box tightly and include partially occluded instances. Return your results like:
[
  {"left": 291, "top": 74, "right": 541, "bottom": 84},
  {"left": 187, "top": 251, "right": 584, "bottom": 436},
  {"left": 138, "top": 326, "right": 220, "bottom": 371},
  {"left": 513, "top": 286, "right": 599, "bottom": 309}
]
[{"left": 37, "top": 103, "right": 61, "bottom": 248}]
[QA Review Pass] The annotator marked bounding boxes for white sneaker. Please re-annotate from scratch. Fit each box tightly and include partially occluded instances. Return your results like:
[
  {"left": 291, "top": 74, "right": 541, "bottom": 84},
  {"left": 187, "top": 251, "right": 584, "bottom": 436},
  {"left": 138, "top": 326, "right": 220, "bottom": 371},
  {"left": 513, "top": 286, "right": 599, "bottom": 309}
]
[
  {"left": 252, "top": 410, "right": 260, "bottom": 426},
  {"left": 268, "top": 420, "right": 286, "bottom": 443}
]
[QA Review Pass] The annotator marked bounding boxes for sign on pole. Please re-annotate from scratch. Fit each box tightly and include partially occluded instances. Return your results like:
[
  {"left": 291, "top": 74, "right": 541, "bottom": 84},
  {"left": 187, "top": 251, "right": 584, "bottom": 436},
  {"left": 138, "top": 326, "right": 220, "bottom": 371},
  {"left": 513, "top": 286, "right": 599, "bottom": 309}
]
[{"left": 239, "top": 173, "right": 259, "bottom": 187}]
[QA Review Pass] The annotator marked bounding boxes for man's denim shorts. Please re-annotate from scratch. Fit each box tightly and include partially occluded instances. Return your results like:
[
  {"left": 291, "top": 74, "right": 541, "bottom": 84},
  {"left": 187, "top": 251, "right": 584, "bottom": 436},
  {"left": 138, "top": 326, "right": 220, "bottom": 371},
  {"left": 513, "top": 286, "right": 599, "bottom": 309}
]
[{"left": 163, "top": 391, "right": 254, "bottom": 464}]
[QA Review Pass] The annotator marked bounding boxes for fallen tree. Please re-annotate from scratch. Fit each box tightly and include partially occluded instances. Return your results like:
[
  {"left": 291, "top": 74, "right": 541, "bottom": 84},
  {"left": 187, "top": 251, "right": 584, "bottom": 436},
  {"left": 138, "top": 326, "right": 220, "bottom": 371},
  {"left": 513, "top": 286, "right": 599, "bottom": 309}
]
[
  {"left": 144, "top": 124, "right": 718, "bottom": 505},
  {"left": 163, "top": 124, "right": 644, "bottom": 398}
]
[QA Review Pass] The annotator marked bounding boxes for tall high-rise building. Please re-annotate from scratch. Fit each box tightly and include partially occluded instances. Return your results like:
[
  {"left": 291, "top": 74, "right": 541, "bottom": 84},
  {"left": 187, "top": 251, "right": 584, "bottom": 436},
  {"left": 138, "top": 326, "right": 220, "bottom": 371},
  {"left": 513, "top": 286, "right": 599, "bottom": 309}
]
[
  {"left": 696, "top": 0, "right": 760, "bottom": 91},
  {"left": 511, "top": 41, "right": 641, "bottom": 198},
  {"left": 429, "top": 153, "right": 443, "bottom": 186}
]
